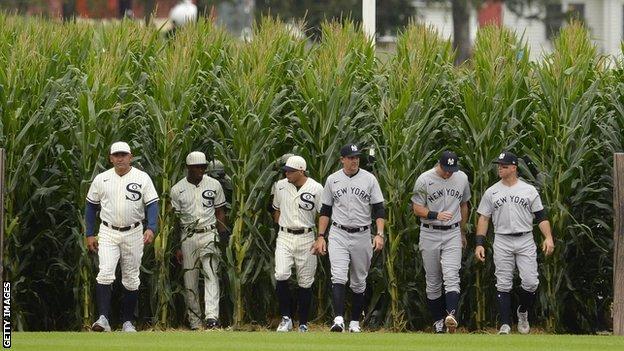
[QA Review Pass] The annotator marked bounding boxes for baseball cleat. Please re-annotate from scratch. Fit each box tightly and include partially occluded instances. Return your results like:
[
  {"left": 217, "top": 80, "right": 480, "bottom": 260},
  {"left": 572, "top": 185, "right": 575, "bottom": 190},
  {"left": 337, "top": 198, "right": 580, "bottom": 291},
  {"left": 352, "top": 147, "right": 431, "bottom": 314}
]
[
  {"left": 276, "top": 317, "right": 293, "bottom": 332},
  {"left": 330, "top": 317, "right": 345, "bottom": 332},
  {"left": 122, "top": 321, "right": 137, "bottom": 332},
  {"left": 517, "top": 307, "right": 530, "bottom": 334},
  {"left": 444, "top": 314, "right": 458, "bottom": 333},
  {"left": 348, "top": 321, "right": 361, "bottom": 333},
  {"left": 433, "top": 319, "right": 445, "bottom": 334},
  {"left": 298, "top": 324, "right": 309, "bottom": 332},
  {"left": 91, "top": 315, "right": 111, "bottom": 332},
  {"left": 205, "top": 318, "right": 220, "bottom": 330},
  {"left": 498, "top": 324, "right": 511, "bottom": 335}
]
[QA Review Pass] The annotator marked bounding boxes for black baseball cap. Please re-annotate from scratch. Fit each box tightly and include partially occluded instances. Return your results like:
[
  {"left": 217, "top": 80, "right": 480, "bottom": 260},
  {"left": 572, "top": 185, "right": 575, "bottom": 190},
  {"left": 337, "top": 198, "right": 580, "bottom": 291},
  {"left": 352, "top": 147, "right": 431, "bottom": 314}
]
[
  {"left": 340, "top": 143, "right": 361, "bottom": 157},
  {"left": 493, "top": 151, "right": 518, "bottom": 165},
  {"left": 439, "top": 150, "right": 459, "bottom": 173}
]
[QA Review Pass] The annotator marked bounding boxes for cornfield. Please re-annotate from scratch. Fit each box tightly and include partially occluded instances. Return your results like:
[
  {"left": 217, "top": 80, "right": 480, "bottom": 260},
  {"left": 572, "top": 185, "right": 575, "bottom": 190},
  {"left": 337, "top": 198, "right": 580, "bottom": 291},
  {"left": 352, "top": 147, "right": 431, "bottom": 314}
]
[{"left": 0, "top": 14, "right": 618, "bottom": 333}]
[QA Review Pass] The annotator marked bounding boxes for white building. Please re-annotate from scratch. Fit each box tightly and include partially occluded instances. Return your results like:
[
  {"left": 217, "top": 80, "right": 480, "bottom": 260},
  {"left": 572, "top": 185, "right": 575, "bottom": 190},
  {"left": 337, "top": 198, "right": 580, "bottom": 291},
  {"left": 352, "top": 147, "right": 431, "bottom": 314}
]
[{"left": 412, "top": 0, "right": 624, "bottom": 60}]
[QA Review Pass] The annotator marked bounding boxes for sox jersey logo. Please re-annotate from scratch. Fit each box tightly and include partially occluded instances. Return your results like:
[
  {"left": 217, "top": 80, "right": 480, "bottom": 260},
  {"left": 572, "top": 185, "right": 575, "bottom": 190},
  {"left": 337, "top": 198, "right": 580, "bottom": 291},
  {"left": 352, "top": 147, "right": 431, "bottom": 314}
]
[
  {"left": 171, "top": 175, "right": 226, "bottom": 228},
  {"left": 272, "top": 178, "right": 323, "bottom": 229},
  {"left": 86, "top": 167, "right": 159, "bottom": 227}
]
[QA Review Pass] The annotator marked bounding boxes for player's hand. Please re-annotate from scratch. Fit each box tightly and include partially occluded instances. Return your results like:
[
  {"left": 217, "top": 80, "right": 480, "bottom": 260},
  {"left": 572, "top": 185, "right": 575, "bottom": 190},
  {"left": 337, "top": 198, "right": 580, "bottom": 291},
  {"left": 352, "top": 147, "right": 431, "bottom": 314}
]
[
  {"left": 311, "top": 237, "right": 327, "bottom": 256},
  {"left": 175, "top": 249, "right": 183, "bottom": 264},
  {"left": 87, "top": 236, "right": 98, "bottom": 253},
  {"left": 437, "top": 211, "right": 453, "bottom": 221},
  {"left": 461, "top": 233, "right": 467, "bottom": 249},
  {"left": 475, "top": 245, "right": 486, "bottom": 262},
  {"left": 143, "top": 229, "right": 155, "bottom": 244},
  {"left": 542, "top": 237, "right": 555, "bottom": 256},
  {"left": 372, "top": 234, "right": 384, "bottom": 252}
]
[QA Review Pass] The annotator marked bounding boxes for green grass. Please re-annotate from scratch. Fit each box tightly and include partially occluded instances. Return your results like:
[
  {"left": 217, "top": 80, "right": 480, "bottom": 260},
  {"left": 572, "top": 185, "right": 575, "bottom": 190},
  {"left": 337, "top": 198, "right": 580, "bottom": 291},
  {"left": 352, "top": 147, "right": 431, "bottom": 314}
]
[{"left": 12, "top": 331, "right": 624, "bottom": 351}]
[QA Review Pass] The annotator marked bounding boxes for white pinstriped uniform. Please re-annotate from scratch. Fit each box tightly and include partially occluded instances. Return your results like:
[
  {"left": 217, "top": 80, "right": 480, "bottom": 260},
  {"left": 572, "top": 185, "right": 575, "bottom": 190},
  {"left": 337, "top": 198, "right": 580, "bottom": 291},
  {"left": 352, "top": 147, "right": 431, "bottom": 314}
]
[
  {"left": 86, "top": 167, "right": 159, "bottom": 291},
  {"left": 171, "top": 175, "right": 226, "bottom": 324},
  {"left": 272, "top": 177, "right": 323, "bottom": 288}
]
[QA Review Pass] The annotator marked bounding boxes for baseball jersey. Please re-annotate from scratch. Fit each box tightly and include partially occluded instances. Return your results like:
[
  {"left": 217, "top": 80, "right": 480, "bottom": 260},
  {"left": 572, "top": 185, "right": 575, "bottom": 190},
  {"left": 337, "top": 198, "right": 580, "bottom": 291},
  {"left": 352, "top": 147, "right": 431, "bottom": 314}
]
[
  {"left": 321, "top": 168, "right": 384, "bottom": 227},
  {"left": 272, "top": 177, "right": 323, "bottom": 229},
  {"left": 171, "top": 175, "right": 226, "bottom": 228},
  {"left": 86, "top": 167, "right": 159, "bottom": 227},
  {"left": 477, "top": 179, "right": 544, "bottom": 234},
  {"left": 411, "top": 168, "right": 471, "bottom": 225}
]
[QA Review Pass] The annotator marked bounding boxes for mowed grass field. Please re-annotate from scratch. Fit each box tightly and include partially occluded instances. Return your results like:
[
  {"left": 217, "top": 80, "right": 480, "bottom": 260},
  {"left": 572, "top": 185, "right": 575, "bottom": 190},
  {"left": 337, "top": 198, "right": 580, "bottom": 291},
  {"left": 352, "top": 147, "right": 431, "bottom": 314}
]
[{"left": 10, "top": 331, "right": 624, "bottom": 351}]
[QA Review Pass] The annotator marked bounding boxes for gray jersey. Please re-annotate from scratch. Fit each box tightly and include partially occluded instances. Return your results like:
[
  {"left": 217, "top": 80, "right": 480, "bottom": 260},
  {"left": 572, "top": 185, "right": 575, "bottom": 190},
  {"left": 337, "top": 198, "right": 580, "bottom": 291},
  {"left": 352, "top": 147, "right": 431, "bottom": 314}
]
[
  {"left": 411, "top": 168, "right": 471, "bottom": 225},
  {"left": 477, "top": 179, "right": 543, "bottom": 234},
  {"left": 321, "top": 168, "right": 384, "bottom": 227}
]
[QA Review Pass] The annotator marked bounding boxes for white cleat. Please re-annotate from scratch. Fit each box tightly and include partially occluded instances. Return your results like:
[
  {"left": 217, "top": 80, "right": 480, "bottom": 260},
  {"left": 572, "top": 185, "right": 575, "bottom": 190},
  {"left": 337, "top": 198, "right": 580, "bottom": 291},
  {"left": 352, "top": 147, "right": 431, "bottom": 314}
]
[
  {"left": 444, "top": 314, "right": 458, "bottom": 333},
  {"left": 330, "top": 316, "right": 345, "bottom": 332},
  {"left": 122, "top": 321, "right": 137, "bottom": 332},
  {"left": 348, "top": 321, "right": 361, "bottom": 333},
  {"left": 433, "top": 319, "right": 445, "bottom": 333},
  {"left": 498, "top": 324, "right": 511, "bottom": 335},
  {"left": 276, "top": 316, "right": 293, "bottom": 332},
  {"left": 517, "top": 307, "right": 530, "bottom": 334},
  {"left": 298, "top": 324, "right": 309, "bottom": 332},
  {"left": 91, "top": 315, "right": 111, "bottom": 332}
]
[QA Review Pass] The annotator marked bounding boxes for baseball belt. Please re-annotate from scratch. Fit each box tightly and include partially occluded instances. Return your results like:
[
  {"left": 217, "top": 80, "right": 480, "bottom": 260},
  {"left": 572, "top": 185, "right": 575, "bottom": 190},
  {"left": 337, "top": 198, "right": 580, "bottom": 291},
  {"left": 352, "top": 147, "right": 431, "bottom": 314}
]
[
  {"left": 102, "top": 221, "right": 141, "bottom": 232},
  {"left": 189, "top": 224, "right": 216, "bottom": 233},
  {"left": 279, "top": 226, "right": 314, "bottom": 235},
  {"left": 421, "top": 222, "right": 459, "bottom": 231},
  {"left": 332, "top": 222, "right": 369, "bottom": 233},
  {"left": 500, "top": 231, "right": 531, "bottom": 237}
]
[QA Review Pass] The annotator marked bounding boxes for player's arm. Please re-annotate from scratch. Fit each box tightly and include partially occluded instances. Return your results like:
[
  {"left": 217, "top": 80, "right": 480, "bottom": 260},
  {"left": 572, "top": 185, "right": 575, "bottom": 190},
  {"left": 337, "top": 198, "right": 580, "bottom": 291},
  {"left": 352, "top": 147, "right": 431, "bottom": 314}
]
[
  {"left": 474, "top": 214, "right": 490, "bottom": 262},
  {"left": 460, "top": 201, "right": 469, "bottom": 248},
  {"left": 534, "top": 209, "right": 554, "bottom": 256},
  {"left": 372, "top": 202, "right": 385, "bottom": 252},
  {"left": 85, "top": 201, "right": 101, "bottom": 253},
  {"left": 312, "top": 204, "right": 332, "bottom": 256},
  {"left": 144, "top": 201, "right": 159, "bottom": 244}
]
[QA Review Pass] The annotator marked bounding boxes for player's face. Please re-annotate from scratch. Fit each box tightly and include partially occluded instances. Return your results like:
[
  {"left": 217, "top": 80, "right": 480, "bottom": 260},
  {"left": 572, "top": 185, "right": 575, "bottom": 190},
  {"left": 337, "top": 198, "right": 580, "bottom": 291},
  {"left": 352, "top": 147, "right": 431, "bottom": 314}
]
[
  {"left": 341, "top": 156, "right": 360, "bottom": 174},
  {"left": 187, "top": 164, "right": 207, "bottom": 180},
  {"left": 497, "top": 164, "right": 516, "bottom": 178},
  {"left": 110, "top": 152, "right": 132, "bottom": 171},
  {"left": 284, "top": 169, "right": 303, "bottom": 183}
]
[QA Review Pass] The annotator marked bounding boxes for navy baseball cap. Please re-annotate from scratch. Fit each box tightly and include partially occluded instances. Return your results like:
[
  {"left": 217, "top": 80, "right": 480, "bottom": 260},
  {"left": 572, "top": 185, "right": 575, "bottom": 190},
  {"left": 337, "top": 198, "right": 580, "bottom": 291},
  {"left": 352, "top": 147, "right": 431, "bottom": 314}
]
[
  {"left": 340, "top": 143, "right": 361, "bottom": 157},
  {"left": 439, "top": 151, "right": 459, "bottom": 173},
  {"left": 493, "top": 151, "right": 518, "bottom": 165}
]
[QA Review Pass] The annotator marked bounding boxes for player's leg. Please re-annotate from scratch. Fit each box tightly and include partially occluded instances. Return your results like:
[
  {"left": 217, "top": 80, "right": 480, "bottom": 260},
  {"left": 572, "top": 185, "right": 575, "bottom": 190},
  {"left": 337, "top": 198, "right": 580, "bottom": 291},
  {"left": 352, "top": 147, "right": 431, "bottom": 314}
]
[
  {"left": 201, "top": 232, "right": 220, "bottom": 328},
  {"left": 93, "top": 227, "right": 120, "bottom": 331},
  {"left": 346, "top": 230, "right": 373, "bottom": 333},
  {"left": 181, "top": 233, "right": 203, "bottom": 329},
  {"left": 419, "top": 230, "right": 446, "bottom": 331},
  {"left": 119, "top": 226, "right": 144, "bottom": 331},
  {"left": 293, "top": 233, "right": 317, "bottom": 331},
  {"left": 275, "top": 231, "right": 295, "bottom": 331},
  {"left": 440, "top": 228, "right": 462, "bottom": 332},
  {"left": 328, "top": 227, "right": 350, "bottom": 331},
  {"left": 493, "top": 234, "right": 515, "bottom": 334},
  {"left": 515, "top": 233, "right": 539, "bottom": 334}
]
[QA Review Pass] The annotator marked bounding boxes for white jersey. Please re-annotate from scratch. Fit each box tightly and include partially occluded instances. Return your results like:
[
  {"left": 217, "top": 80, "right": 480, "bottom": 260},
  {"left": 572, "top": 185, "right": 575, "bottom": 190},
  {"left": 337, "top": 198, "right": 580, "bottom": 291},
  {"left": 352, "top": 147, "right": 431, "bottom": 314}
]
[
  {"left": 272, "top": 177, "right": 323, "bottom": 229},
  {"left": 477, "top": 179, "right": 544, "bottom": 234},
  {"left": 321, "top": 168, "right": 384, "bottom": 227},
  {"left": 411, "top": 168, "right": 471, "bottom": 225},
  {"left": 171, "top": 175, "right": 226, "bottom": 228},
  {"left": 86, "top": 167, "right": 159, "bottom": 227}
]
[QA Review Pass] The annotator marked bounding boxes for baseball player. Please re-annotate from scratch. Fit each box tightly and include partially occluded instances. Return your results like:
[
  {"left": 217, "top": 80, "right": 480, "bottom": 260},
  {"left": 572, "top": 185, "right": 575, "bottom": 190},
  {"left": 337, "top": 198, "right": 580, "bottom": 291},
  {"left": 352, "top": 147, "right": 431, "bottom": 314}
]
[
  {"left": 411, "top": 151, "right": 470, "bottom": 333},
  {"left": 312, "top": 143, "right": 385, "bottom": 333},
  {"left": 171, "top": 151, "right": 228, "bottom": 330},
  {"left": 272, "top": 156, "right": 323, "bottom": 333},
  {"left": 86, "top": 141, "right": 159, "bottom": 332},
  {"left": 475, "top": 151, "right": 555, "bottom": 334}
]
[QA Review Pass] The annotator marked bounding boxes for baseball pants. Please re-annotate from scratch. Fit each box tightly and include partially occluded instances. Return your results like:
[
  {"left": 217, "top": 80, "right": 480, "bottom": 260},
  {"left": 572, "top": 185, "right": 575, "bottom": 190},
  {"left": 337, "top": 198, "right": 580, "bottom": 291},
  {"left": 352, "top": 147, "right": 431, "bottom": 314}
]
[
  {"left": 493, "top": 233, "right": 539, "bottom": 293},
  {"left": 328, "top": 226, "right": 372, "bottom": 294},
  {"left": 181, "top": 230, "right": 220, "bottom": 326},
  {"left": 96, "top": 224, "right": 143, "bottom": 291},
  {"left": 419, "top": 227, "right": 462, "bottom": 300},
  {"left": 274, "top": 231, "right": 317, "bottom": 288}
]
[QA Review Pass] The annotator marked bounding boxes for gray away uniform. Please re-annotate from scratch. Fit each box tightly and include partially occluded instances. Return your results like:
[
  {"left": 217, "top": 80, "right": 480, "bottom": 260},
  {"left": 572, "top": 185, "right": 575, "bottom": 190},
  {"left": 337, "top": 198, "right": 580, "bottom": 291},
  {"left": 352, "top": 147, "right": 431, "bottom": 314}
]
[{"left": 412, "top": 168, "right": 470, "bottom": 321}]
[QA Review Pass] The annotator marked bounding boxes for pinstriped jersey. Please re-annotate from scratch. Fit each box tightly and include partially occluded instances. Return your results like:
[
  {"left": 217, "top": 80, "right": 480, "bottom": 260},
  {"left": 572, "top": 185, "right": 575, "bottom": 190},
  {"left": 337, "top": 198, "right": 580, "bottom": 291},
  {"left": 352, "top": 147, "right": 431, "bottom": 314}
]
[
  {"left": 171, "top": 175, "right": 226, "bottom": 228},
  {"left": 321, "top": 168, "right": 384, "bottom": 227},
  {"left": 272, "top": 177, "right": 323, "bottom": 229},
  {"left": 477, "top": 179, "right": 544, "bottom": 234},
  {"left": 86, "top": 167, "right": 159, "bottom": 227},
  {"left": 411, "top": 168, "right": 471, "bottom": 225}
]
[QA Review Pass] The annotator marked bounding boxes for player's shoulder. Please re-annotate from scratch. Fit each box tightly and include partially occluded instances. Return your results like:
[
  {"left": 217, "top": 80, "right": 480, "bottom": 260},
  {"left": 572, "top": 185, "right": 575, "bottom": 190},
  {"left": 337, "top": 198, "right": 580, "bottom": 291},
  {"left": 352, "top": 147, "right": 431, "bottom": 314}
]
[
  {"left": 275, "top": 178, "right": 289, "bottom": 187},
  {"left": 171, "top": 177, "right": 187, "bottom": 192},
  {"left": 306, "top": 177, "right": 323, "bottom": 191},
  {"left": 455, "top": 170, "right": 469, "bottom": 180},
  {"left": 517, "top": 178, "right": 538, "bottom": 192},
  {"left": 417, "top": 168, "right": 436, "bottom": 181},
  {"left": 484, "top": 180, "right": 503, "bottom": 195},
  {"left": 93, "top": 168, "right": 114, "bottom": 182},
  {"left": 324, "top": 170, "right": 342, "bottom": 184},
  {"left": 357, "top": 168, "right": 378, "bottom": 181},
  {"left": 203, "top": 175, "right": 223, "bottom": 188},
  {"left": 130, "top": 167, "right": 153, "bottom": 180}
]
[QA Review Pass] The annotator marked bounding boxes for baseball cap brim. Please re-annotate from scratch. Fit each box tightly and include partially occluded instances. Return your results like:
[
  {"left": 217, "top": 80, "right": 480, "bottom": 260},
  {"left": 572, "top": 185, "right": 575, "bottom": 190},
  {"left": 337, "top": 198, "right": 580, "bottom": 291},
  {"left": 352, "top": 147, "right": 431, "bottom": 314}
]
[
  {"left": 492, "top": 160, "right": 516, "bottom": 165},
  {"left": 441, "top": 164, "right": 459, "bottom": 173},
  {"left": 282, "top": 165, "right": 301, "bottom": 172},
  {"left": 342, "top": 151, "right": 361, "bottom": 157}
]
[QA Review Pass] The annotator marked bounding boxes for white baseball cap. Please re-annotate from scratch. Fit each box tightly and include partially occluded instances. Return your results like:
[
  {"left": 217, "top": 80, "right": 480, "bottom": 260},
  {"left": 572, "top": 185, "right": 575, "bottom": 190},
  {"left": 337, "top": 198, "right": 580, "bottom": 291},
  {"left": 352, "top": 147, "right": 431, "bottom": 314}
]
[
  {"left": 110, "top": 141, "right": 131, "bottom": 154},
  {"left": 283, "top": 155, "right": 306, "bottom": 172},
  {"left": 186, "top": 151, "right": 207, "bottom": 166}
]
